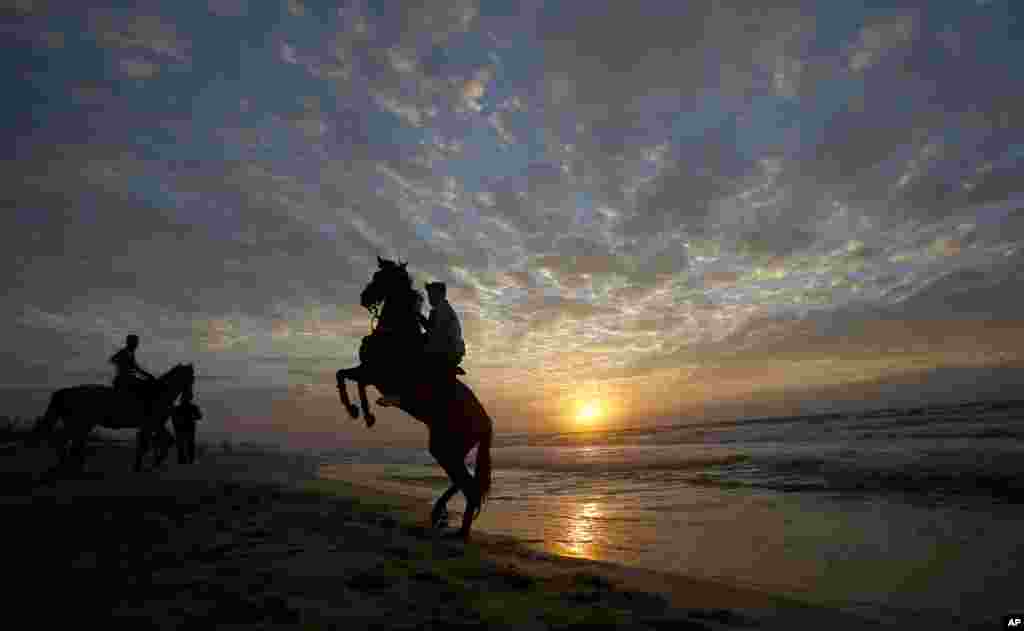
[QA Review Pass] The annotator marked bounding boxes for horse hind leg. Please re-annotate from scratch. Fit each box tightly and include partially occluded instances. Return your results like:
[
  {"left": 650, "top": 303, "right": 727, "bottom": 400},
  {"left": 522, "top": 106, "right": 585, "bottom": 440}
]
[
  {"left": 434, "top": 455, "right": 481, "bottom": 540},
  {"left": 431, "top": 484, "right": 458, "bottom": 529}
]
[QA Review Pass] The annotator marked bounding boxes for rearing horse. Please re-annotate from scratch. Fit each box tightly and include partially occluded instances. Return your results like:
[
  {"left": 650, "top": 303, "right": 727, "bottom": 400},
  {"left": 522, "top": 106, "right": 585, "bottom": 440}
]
[
  {"left": 32, "top": 363, "right": 196, "bottom": 473},
  {"left": 336, "top": 257, "right": 493, "bottom": 540}
]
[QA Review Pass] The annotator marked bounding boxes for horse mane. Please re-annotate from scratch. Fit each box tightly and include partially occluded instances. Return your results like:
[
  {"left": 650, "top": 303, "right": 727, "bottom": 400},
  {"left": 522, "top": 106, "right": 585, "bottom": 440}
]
[
  {"left": 157, "top": 363, "right": 194, "bottom": 384},
  {"left": 373, "top": 258, "right": 422, "bottom": 336}
]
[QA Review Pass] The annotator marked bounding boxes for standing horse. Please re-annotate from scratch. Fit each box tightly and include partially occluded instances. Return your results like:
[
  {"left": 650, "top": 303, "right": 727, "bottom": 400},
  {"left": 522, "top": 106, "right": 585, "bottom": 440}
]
[
  {"left": 336, "top": 257, "right": 493, "bottom": 540},
  {"left": 32, "top": 363, "right": 196, "bottom": 473}
]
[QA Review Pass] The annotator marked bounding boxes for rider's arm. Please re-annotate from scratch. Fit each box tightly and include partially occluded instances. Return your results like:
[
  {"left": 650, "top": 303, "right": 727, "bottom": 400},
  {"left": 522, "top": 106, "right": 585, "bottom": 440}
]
[
  {"left": 130, "top": 356, "right": 155, "bottom": 380},
  {"left": 440, "top": 302, "right": 461, "bottom": 341}
]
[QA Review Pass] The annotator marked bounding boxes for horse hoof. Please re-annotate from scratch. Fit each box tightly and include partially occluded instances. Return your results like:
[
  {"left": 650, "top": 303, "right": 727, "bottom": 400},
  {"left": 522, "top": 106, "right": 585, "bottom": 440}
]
[
  {"left": 347, "top": 404, "right": 360, "bottom": 419},
  {"left": 431, "top": 509, "right": 450, "bottom": 529},
  {"left": 365, "top": 414, "right": 376, "bottom": 428}
]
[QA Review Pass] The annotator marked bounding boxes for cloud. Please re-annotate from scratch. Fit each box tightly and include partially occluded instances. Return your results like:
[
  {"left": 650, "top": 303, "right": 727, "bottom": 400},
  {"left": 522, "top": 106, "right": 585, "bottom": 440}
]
[
  {"left": 208, "top": 0, "right": 247, "bottom": 17},
  {"left": 280, "top": 41, "right": 298, "bottom": 64},
  {"left": 119, "top": 57, "right": 160, "bottom": 79},
  {"left": 7, "top": 1, "right": 1024, "bottom": 437},
  {"left": 90, "top": 10, "right": 191, "bottom": 63},
  {"left": 40, "top": 30, "right": 63, "bottom": 48},
  {"left": 372, "top": 92, "right": 426, "bottom": 126},
  {"left": 3, "top": 0, "right": 53, "bottom": 17},
  {"left": 458, "top": 67, "right": 493, "bottom": 113},
  {"left": 847, "top": 16, "right": 915, "bottom": 72}
]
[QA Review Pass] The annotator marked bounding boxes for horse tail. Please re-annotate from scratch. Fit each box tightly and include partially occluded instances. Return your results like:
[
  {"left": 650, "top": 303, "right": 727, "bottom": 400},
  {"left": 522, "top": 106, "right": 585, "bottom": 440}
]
[
  {"left": 31, "top": 389, "right": 65, "bottom": 446},
  {"left": 475, "top": 415, "right": 493, "bottom": 510}
]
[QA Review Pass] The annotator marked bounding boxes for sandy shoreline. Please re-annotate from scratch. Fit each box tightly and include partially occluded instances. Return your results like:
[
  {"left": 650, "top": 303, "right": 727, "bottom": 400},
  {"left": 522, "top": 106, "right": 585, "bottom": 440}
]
[{"left": 2, "top": 440, "right": 917, "bottom": 629}]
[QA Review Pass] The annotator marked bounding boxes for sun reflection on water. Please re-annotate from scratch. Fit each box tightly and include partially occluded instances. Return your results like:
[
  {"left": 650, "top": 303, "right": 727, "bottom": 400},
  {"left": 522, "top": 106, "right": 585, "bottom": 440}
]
[{"left": 557, "top": 501, "right": 602, "bottom": 558}]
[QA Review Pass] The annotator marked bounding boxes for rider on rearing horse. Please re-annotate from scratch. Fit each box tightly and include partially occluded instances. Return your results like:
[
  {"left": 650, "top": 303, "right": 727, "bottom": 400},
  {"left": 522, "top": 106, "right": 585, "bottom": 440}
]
[{"left": 378, "top": 280, "right": 465, "bottom": 408}]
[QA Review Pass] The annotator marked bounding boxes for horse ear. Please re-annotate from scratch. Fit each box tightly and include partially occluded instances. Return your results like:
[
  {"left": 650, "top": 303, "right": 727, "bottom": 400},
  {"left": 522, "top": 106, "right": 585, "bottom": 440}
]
[{"left": 377, "top": 255, "right": 384, "bottom": 266}]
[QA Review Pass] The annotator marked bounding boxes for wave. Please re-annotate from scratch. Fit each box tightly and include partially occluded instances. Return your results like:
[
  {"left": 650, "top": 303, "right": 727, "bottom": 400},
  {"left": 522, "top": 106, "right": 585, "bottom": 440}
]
[
  {"left": 491, "top": 444, "right": 750, "bottom": 473},
  {"left": 692, "top": 449, "right": 1024, "bottom": 502}
]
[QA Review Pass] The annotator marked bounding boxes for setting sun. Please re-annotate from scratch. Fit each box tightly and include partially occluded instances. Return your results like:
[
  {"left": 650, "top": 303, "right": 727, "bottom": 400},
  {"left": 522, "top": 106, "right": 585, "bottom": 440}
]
[{"left": 576, "top": 401, "right": 603, "bottom": 425}]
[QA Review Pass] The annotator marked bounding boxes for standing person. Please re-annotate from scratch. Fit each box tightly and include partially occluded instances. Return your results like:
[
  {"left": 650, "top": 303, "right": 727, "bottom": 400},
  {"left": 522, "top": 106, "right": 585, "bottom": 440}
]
[
  {"left": 378, "top": 281, "right": 465, "bottom": 408},
  {"left": 171, "top": 393, "right": 203, "bottom": 464}
]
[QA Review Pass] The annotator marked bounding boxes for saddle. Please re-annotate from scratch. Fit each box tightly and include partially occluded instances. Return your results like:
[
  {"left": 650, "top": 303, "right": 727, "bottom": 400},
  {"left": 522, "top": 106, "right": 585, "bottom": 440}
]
[{"left": 113, "top": 376, "right": 157, "bottom": 412}]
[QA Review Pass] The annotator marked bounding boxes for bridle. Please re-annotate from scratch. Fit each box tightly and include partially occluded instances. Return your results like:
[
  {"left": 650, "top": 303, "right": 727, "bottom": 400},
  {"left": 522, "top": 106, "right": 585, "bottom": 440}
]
[
  {"left": 363, "top": 266, "right": 412, "bottom": 336},
  {"left": 366, "top": 301, "right": 382, "bottom": 334}
]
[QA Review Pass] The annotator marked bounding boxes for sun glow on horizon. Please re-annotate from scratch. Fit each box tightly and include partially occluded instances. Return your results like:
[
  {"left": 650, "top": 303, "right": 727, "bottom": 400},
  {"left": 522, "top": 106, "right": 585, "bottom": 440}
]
[{"left": 576, "top": 400, "right": 604, "bottom": 426}]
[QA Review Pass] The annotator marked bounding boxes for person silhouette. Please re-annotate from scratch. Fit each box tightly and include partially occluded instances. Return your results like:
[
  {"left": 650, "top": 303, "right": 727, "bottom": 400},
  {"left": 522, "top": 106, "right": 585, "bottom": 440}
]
[
  {"left": 171, "top": 392, "right": 203, "bottom": 464},
  {"left": 110, "top": 334, "right": 156, "bottom": 391},
  {"left": 110, "top": 333, "right": 159, "bottom": 424},
  {"left": 379, "top": 281, "right": 465, "bottom": 408}
]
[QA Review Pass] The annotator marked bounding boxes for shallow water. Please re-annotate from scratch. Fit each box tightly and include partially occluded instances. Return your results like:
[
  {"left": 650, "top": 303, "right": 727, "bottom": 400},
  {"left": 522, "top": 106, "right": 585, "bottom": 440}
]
[{"left": 317, "top": 400, "right": 1024, "bottom": 626}]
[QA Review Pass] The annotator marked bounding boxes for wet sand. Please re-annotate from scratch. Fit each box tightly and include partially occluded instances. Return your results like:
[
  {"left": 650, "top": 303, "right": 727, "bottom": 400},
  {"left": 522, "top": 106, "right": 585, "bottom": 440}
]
[{"left": 1, "top": 439, "right": 911, "bottom": 629}]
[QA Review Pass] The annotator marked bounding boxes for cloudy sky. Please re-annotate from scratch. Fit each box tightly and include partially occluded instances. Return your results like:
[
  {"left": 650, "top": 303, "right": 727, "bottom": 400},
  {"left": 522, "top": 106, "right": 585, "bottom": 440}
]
[{"left": 5, "top": 0, "right": 1023, "bottom": 447}]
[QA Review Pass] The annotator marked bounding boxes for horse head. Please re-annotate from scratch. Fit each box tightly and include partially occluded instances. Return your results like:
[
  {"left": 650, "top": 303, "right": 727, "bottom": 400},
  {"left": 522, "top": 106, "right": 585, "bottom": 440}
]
[
  {"left": 161, "top": 363, "right": 196, "bottom": 400},
  {"left": 360, "top": 256, "right": 412, "bottom": 310},
  {"left": 359, "top": 257, "right": 423, "bottom": 353}
]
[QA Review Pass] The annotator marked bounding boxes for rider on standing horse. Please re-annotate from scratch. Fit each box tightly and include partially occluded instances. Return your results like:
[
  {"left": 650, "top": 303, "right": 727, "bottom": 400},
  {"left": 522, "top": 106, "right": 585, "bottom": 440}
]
[
  {"left": 110, "top": 334, "right": 156, "bottom": 394},
  {"left": 110, "top": 334, "right": 172, "bottom": 448},
  {"left": 378, "top": 281, "right": 465, "bottom": 408}
]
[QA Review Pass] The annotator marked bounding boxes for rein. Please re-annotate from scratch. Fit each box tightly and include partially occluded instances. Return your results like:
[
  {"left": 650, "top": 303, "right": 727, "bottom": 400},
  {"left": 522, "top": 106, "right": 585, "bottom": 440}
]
[{"left": 367, "top": 302, "right": 381, "bottom": 334}]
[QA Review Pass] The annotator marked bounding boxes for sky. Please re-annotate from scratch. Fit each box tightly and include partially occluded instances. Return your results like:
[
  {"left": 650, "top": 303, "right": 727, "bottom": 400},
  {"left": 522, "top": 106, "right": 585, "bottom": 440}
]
[{"left": 4, "top": 0, "right": 1024, "bottom": 448}]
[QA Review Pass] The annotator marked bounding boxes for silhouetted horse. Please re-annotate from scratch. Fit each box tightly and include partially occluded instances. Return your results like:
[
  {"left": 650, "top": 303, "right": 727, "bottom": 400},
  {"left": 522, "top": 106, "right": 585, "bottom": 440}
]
[
  {"left": 32, "top": 363, "right": 196, "bottom": 474},
  {"left": 336, "top": 257, "right": 493, "bottom": 540}
]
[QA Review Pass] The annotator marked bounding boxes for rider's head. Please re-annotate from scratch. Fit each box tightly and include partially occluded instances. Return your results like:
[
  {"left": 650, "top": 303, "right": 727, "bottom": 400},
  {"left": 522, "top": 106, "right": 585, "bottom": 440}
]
[
  {"left": 126, "top": 334, "right": 140, "bottom": 349},
  {"left": 425, "top": 282, "right": 446, "bottom": 306}
]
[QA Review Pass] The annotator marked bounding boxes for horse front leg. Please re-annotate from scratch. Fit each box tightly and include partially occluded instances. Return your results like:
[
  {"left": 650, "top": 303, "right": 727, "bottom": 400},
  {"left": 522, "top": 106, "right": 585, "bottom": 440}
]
[
  {"left": 335, "top": 368, "right": 361, "bottom": 419},
  {"left": 64, "top": 422, "right": 93, "bottom": 476},
  {"left": 357, "top": 381, "right": 376, "bottom": 428}
]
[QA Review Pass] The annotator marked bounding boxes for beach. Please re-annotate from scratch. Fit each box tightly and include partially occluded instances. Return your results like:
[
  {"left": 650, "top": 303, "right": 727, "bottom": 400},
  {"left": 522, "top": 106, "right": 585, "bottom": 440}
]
[
  {"left": 317, "top": 400, "right": 1024, "bottom": 629},
  {"left": 1, "top": 437, "right": 904, "bottom": 630}
]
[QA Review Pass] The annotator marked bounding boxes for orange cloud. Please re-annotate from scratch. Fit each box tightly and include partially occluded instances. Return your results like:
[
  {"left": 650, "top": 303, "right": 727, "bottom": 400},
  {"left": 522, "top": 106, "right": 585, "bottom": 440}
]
[{"left": 705, "top": 270, "right": 739, "bottom": 287}]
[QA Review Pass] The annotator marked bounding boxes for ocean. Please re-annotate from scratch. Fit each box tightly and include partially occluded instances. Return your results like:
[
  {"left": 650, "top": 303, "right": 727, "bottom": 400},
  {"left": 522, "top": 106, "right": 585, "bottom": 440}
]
[{"left": 317, "top": 399, "right": 1024, "bottom": 627}]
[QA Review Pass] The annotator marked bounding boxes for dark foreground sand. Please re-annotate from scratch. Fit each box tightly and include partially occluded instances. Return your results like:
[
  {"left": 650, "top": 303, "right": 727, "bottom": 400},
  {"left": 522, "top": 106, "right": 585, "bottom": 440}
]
[{"left": 1, "top": 439, "right": 910, "bottom": 629}]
